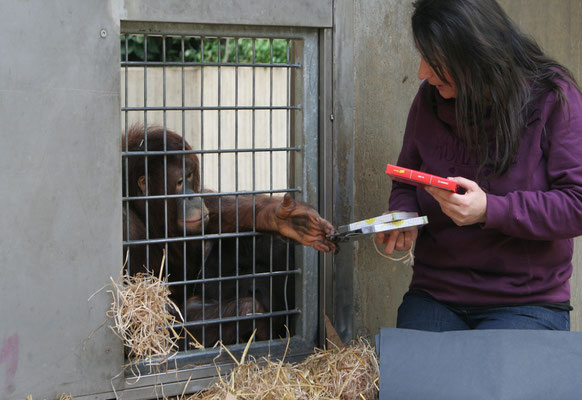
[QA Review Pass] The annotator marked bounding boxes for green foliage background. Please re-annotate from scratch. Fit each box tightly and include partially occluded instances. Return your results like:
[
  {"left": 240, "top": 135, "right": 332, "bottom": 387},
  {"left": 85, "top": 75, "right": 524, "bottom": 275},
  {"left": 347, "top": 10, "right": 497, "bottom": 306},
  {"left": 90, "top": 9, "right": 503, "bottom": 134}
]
[{"left": 121, "top": 35, "right": 290, "bottom": 64}]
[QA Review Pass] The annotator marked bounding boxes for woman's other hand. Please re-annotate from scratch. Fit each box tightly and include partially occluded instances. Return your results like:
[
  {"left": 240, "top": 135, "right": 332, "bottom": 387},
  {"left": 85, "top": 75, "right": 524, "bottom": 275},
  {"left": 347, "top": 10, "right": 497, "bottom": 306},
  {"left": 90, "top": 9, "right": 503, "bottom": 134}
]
[
  {"left": 424, "top": 177, "right": 487, "bottom": 226},
  {"left": 375, "top": 222, "right": 419, "bottom": 255}
]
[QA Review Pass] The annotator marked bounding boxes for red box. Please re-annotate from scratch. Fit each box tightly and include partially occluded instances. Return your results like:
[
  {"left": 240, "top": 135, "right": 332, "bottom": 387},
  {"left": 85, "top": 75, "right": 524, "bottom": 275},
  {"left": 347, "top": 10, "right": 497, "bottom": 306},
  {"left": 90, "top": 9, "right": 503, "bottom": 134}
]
[{"left": 386, "top": 164, "right": 465, "bottom": 194}]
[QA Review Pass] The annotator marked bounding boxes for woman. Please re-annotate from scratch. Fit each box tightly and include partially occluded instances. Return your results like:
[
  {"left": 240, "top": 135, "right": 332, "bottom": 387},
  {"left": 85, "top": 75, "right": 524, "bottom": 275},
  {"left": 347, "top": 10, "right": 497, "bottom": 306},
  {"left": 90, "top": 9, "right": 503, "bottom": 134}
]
[{"left": 376, "top": 0, "right": 582, "bottom": 331}]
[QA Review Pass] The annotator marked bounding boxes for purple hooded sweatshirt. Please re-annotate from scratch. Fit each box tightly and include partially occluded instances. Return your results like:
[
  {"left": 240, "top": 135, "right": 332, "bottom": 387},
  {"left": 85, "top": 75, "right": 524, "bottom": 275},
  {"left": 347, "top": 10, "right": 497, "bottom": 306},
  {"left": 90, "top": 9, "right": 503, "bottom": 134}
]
[{"left": 389, "top": 79, "right": 582, "bottom": 306}]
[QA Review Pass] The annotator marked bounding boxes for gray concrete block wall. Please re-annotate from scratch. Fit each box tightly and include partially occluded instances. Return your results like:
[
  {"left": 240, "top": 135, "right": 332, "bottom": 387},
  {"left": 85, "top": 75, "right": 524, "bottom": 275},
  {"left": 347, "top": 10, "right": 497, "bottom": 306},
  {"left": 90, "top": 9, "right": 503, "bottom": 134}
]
[{"left": 0, "top": 1, "right": 123, "bottom": 399}]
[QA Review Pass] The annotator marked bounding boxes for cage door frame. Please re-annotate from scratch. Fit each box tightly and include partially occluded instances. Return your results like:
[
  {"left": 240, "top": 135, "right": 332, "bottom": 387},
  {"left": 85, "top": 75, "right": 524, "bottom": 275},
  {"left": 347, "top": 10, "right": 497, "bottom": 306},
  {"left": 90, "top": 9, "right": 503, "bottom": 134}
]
[{"left": 116, "top": 21, "right": 322, "bottom": 397}]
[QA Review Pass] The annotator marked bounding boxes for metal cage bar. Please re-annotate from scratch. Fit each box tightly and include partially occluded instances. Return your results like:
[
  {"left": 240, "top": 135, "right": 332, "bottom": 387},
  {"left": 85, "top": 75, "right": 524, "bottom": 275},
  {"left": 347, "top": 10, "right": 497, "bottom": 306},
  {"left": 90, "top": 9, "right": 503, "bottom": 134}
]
[{"left": 120, "top": 21, "right": 320, "bottom": 395}]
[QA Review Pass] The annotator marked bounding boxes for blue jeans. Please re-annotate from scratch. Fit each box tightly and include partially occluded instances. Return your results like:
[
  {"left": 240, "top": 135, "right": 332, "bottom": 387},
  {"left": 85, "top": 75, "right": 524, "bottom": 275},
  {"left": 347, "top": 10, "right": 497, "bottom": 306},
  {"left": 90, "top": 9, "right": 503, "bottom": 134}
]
[{"left": 397, "top": 290, "right": 570, "bottom": 331}]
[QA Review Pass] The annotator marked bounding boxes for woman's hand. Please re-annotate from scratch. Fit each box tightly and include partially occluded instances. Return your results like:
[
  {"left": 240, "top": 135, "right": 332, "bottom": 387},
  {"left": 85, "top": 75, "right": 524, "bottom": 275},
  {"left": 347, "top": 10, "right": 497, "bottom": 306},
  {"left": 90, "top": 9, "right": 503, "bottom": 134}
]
[
  {"left": 374, "top": 212, "right": 419, "bottom": 255},
  {"left": 424, "top": 176, "right": 487, "bottom": 226}
]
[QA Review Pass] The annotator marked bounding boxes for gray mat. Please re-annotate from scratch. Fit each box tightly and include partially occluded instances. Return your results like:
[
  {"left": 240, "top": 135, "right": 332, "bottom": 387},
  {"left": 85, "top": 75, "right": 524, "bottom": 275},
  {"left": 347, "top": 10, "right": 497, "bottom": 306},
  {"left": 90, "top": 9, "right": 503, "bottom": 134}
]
[{"left": 376, "top": 327, "right": 582, "bottom": 400}]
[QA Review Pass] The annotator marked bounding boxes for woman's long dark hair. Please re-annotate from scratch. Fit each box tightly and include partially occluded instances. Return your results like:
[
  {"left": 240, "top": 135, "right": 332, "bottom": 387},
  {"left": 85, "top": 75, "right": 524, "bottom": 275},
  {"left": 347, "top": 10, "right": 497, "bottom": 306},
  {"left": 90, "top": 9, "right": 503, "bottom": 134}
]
[{"left": 412, "top": 0, "right": 579, "bottom": 176}]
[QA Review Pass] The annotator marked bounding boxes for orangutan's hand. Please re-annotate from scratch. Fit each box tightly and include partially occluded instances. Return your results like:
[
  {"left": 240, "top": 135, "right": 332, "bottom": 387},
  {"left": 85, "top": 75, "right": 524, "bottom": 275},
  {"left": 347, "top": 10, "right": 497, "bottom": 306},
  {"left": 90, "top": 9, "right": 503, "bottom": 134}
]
[{"left": 273, "top": 194, "right": 337, "bottom": 253}]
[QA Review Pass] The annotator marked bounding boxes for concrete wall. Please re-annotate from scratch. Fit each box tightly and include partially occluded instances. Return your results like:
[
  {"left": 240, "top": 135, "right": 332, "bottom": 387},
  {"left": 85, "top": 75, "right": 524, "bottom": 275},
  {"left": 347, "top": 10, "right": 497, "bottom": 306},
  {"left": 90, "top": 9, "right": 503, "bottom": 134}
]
[
  {"left": 333, "top": 0, "right": 582, "bottom": 342},
  {"left": 0, "top": 1, "right": 123, "bottom": 399}
]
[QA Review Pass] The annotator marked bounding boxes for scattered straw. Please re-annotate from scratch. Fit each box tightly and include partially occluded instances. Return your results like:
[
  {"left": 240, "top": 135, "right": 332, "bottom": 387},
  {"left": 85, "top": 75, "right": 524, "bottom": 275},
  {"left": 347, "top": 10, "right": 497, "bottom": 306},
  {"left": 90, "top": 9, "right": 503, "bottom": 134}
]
[
  {"left": 107, "top": 251, "right": 188, "bottom": 370},
  {"left": 186, "top": 337, "right": 379, "bottom": 400},
  {"left": 106, "top": 253, "right": 377, "bottom": 399},
  {"left": 301, "top": 338, "right": 379, "bottom": 400}
]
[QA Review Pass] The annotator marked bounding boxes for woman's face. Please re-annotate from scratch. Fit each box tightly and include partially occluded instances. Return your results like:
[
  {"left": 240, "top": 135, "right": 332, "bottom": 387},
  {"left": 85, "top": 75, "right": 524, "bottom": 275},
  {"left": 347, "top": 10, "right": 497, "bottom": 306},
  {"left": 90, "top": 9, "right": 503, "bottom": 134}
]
[{"left": 417, "top": 56, "right": 457, "bottom": 99}]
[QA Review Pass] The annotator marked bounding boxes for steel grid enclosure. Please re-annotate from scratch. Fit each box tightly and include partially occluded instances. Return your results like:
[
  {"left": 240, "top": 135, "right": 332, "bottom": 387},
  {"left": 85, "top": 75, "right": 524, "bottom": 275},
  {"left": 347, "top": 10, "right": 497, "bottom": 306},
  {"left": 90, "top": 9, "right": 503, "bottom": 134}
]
[{"left": 119, "top": 21, "right": 321, "bottom": 392}]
